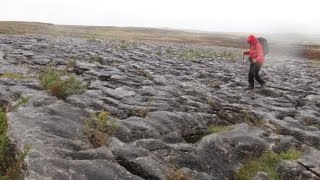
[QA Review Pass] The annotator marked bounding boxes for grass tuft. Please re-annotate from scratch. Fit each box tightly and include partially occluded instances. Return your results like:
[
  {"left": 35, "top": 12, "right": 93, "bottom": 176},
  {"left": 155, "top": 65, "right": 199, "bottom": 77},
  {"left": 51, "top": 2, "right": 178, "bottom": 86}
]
[
  {"left": 85, "top": 110, "right": 117, "bottom": 148},
  {"left": 183, "top": 132, "right": 208, "bottom": 144},
  {"left": 184, "top": 124, "right": 231, "bottom": 144},
  {"left": 12, "top": 95, "right": 31, "bottom": 111},
  {"left": 178, "top": 49, "right": 213, "bottom": 59},
  {"left": 67, "top": 58, "right": 77, "bottom": 68},
  {"left": 236, "top": 149, "right": 302, "bottom": 180},
  {"left": 166, "top": 165, "right": 188, "bottom": 180},
  {"left": 19, "top": 96, "right": 30, "bottom": 105},
  {"left": 119, "top": 44, "right": 128, "bottom": 49},
  {"left": 212, "top": 51, "right": 235, "bottom": 60},
  {"left": 0, "top": 109, "right": 31, "bottom": 179},
  {"left": 88, "top": 55, "right": 104, "bottom": 64},
  {"left": 208, "top": 124, "right": 230, "bottom": 133},
  {"left": 165, "top": 48, "right": 175, "bottom": 55},
  {"left": 243, "top": 111, "right": 265, "bottom": 127},
  {"left": 279, "top": 148, "right": 302, "bottom": 160},
  {"left": 0, "top": 72, "right": 30, "bottom": 79},
  {"left": 135, "top": 97, "right": 153, "bottom": 118},
  {"left": 39, "top": 66, "right": 86, "bottom": 99}
]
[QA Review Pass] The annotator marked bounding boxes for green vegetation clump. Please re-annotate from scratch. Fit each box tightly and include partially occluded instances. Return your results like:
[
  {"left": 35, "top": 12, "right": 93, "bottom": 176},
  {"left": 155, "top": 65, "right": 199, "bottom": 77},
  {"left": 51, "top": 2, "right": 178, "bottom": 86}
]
[
  {"left": 206, "top": 98, "right": 214, "bottom": 107},
  {"left": 12, "top": 95, "right": 31, "bottom": 110},
  {"left": 178, "top": 49, "right": 202, "bottom": 59},
  {"left": 183, "top": 132, "right": 208, "bottom": 144},
  {"left": 156, "top": 51, "right": 162, "bottom": 56},
  {"left": 39, "top": 66, "right": 86, "bottom": 99},
  {"left": 166, "top": 48, "right": 175, "bottom": 55},
  {"left": 243, "top": 111, "right": 265, "bottom": 127},
  {"left": 178, "top": 49, "right": 213, "bottom": 59},
  {"left": 208, "top": 124, "right": 230, "bottom": 133},
  {"left": 166, "top": 165, "right": 188, "bottom": 180},
  {"left": 310, "top": 123, "right": 320, "bottom": 129},
  {"left": 19, "top": 96, "right": 30, "bottom": 105},
  {"left": 119, "top": 44, "right": 129, "bottom": 49},
  {"left": 134, "top": 98, "right": 153, "bottom": 118},
  {"left": 0, "top": 72, "right": 30, "bottom": 79},
  {"left": 184, "top": 124, "right": 231, "bottom": 144},
  {"left": 212, "top": 51, "right": 235, "bottom": 61},
  {"left": 236, "top": 149, "right": 302, "bottom": 180},
  {"left": 0, "top": 109, "right": 31, "bottom": 179},
  {"left": 208, "top": 80, "right": 220, "bottom": 88},
  {"left": 88, "top": 54, "right": 104, "bottom": 64},
  {"left": 278, "top": 148, "right": 302, "bottom": 160},
  {"left": 136, "top": 68, "right": 151, "bottom": 78},
  {"left": 67, "top": 58, "right": 77, "bottom": 68},
  {"left": 0, "top": 110, "right": 9, "bottom": 175},
  {"left": 85, "top": 110, "right": 117, "bottom": 148},
  {"left": 222, "top": 51, "right": 235, "bottom": 59}
]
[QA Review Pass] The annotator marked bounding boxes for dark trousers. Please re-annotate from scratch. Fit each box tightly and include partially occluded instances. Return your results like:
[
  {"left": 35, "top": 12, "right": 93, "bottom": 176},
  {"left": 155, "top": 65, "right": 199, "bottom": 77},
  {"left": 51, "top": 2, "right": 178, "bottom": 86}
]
[{"left": 249, "top": 62, "right": 265, "bottom": 88}]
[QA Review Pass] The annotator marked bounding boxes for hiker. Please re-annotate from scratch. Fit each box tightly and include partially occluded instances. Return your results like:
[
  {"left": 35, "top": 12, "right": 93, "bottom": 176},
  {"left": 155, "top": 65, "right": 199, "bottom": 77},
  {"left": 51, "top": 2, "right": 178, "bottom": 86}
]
[{"left": 243, "top": 34, "right": 265, "bottom": 89}]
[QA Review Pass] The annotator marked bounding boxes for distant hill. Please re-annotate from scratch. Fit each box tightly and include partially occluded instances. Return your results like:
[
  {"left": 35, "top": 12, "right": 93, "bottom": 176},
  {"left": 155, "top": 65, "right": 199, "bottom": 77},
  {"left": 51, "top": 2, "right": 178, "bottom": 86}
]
[
  {"left": 0, "top": 21, "right": 248, "bottom": 48},
  {"left": 0, "top": 21, "right": 319, "bottom": 48}
]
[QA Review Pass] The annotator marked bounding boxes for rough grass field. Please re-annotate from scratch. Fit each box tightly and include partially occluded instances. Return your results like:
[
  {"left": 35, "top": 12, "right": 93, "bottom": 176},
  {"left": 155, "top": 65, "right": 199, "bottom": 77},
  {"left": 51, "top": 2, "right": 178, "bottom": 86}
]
[
  {"left": 0, "top": 21, "right": 247, "bottom": 48},
  {"left": 300, "top": 45, "right": 320, "bottom": 60},
  {"left": 2, "top": 21, "right": 320, "bottom": 59}
]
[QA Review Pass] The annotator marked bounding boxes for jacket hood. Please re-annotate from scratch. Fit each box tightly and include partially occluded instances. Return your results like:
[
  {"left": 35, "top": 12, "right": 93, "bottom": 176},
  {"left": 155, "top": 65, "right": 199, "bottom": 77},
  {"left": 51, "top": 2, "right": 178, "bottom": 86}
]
[{"left": 247, "top": 34, "right": 257, "bottom": 44}]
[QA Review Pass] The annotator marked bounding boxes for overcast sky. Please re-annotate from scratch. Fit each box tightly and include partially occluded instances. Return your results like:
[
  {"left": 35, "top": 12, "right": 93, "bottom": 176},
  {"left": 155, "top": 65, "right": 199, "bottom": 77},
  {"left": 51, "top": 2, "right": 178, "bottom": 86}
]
[{"left": 1, "top": 0, "right": 319, "bottom": 34}]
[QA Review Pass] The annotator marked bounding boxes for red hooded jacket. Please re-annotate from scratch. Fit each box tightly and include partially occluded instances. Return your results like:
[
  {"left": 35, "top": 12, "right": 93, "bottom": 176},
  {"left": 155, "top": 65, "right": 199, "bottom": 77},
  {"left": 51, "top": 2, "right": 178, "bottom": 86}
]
[{"left": 244, "top": 35, "right": 264, "bottom": 63}]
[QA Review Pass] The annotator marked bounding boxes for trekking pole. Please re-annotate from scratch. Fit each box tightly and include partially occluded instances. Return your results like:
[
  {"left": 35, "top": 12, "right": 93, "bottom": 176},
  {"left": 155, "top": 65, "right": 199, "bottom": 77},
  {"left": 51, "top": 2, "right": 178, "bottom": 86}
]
[{"left": 242, "top": 54, "right": 246, "bottom": 68}]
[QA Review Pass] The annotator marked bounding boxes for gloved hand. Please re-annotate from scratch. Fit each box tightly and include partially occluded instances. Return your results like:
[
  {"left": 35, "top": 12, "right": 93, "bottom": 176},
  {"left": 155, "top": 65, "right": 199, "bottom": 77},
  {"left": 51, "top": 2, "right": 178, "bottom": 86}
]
[
  {"left": 248, "top": 57, "right": 256, "bottom": 63},
  {"left": 243, "top": 51, "right": 249, "bottom": 55}
]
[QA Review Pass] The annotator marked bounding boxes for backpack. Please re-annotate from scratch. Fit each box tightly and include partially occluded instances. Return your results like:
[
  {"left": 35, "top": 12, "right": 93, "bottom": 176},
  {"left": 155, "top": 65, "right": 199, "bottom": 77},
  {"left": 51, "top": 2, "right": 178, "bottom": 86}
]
[{"left": 257, "top": 37, "right": 269, "bottom": 56}]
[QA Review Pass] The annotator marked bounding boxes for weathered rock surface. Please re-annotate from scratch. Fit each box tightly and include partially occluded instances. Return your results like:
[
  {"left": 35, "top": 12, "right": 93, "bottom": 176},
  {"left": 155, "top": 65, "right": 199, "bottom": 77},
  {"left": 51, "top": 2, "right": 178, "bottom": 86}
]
[{"left": 0, "top": 34, "right": 319, "bottom": 179}]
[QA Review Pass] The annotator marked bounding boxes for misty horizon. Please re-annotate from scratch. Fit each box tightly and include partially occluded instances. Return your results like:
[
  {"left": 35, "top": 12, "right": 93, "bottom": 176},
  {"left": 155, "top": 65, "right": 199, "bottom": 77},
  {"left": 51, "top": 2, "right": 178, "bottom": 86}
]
[
  {"left": 3, "top": 20, "right": 320, "bottom": 37},
  {"left": 1, "top": 0, "right": 320, "bottom": 34}
]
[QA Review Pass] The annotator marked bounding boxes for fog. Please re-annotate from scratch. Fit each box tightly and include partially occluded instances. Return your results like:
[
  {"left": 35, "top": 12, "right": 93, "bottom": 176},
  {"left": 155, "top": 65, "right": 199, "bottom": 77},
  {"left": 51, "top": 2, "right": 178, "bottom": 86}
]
[{"left": 1, "top": 0, "right": 319, "bottom": 34}]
